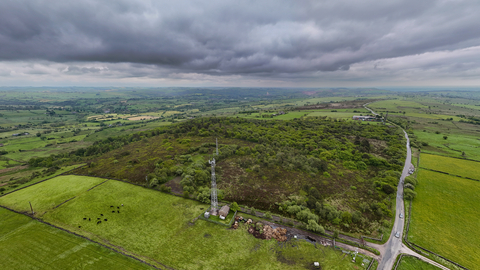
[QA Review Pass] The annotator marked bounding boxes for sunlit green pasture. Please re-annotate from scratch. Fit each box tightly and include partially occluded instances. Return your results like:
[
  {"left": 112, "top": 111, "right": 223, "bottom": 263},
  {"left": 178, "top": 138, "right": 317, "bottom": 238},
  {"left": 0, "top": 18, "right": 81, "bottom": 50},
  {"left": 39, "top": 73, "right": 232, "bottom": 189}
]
[
  {"left": 415, "top": 131, "right": 480, "bottom": 161},
  {"left": 0, "top": 175, "right": 104, "bottom": 214},
  {"left": 409, "top": 170, "right": 480, "bottom": 269},
  {"left": 0, "top": 207, "right": 151, "bottom": 270},
  {"left": 420, "top": 153, "right": 480, "bottom": 179}
]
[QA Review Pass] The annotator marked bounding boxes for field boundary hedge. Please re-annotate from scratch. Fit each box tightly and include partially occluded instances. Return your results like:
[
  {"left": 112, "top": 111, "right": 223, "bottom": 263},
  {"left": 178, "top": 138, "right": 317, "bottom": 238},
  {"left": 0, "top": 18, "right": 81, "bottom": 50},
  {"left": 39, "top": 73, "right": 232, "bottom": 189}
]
[{"left": 0, "top": 204, "right": 169, "bottom": 270}]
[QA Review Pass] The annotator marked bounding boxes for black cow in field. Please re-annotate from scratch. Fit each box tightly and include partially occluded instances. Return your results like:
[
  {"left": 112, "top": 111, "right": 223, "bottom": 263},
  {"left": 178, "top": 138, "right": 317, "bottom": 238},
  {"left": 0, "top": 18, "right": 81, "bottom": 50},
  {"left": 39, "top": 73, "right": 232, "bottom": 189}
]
[
  {"left": 104, "top": 219, "right": 107, "bottom": 221},
  {"left": 117, "top": 211, "right": 120, "bottom": 213},
  {"left": 97, "top": 221, "right": 101, "bottom": 225},
  {"left": 112, "top": 211, "right": 115, "bottom": 213},
  {"left": 83, "top": 218, "right": 86, "bottom": 220}
]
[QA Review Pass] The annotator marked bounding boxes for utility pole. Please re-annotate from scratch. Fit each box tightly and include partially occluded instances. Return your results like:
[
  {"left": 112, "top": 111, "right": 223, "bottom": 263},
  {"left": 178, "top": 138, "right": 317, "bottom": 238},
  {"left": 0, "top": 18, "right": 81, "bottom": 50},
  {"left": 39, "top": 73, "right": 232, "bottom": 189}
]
[
  {"left": 29, "top": 201, "right": 34, "bottom": 215},
  {"left": 216, "top": 138, "right": 219, "bottom": 156}
]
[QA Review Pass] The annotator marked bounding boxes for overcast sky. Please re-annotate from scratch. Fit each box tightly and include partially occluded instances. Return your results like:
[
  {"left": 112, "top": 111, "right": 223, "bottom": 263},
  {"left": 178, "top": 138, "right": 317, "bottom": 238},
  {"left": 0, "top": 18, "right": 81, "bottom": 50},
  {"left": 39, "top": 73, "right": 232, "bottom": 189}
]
[{"left": 0, "top": 0, "right": 479, "bottom": 87}]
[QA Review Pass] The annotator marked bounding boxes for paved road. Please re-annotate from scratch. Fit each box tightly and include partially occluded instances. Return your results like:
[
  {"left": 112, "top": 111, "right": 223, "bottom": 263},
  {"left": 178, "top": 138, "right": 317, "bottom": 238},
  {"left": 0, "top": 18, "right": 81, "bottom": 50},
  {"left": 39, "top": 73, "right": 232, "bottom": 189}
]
[{"left": 377, "top": 130, "right": 411, "bottom": 270}]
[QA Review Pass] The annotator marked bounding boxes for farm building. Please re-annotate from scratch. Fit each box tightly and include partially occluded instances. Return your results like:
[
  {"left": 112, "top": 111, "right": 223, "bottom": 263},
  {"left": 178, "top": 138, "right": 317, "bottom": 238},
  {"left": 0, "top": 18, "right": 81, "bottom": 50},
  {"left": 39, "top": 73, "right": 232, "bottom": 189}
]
[
  {"left": 352, "top": 115, "right": 376, "bottom": 121},
  {"left": 219, "top": 205, "right": 230, "bottom": 220}
]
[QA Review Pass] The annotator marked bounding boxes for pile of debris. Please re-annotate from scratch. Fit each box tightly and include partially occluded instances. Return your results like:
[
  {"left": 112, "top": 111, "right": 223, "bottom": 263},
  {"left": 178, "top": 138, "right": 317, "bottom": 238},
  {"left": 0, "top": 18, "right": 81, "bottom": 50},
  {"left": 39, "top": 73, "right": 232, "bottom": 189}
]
[
  {"left": 232, "top": 216, "right": 287, "bottom": 242},
  {"left": 246, "top": 222, "right": 287, "bottom": 242},
  {"left": 262, "top": 225, "right": 287, "bottom": 242}
]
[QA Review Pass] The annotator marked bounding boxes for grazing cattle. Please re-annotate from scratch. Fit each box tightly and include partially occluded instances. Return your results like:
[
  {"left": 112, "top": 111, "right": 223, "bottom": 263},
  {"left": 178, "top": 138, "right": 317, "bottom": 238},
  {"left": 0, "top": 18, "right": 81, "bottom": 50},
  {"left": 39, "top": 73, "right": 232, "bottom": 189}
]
[
  {"left": 110, "top": 206, "right": 113, "bottom": 208},
  {"left": 83, "top": 218, "right": 86, "bottom": 220},
  {"left": 104, "top": 219, "right": 107, "bottom": 221},
  {"left": 89, "top": 218, "right": 91, "bottom": 221},
  {"left": 121, "top": 204, "right": 123, "bottom": 206},
  {"left": 97, "top": 221, "right": 101, "bottom": 225},
  {"left": 97, "top": 218, "right": 100, "bottom": 220},
  {"left": 100, "top": 214, "right": 103, "bottom": 216},
  {"left": 78, "top": 226, "right": 81, "bottom": 228},
  {"left": 117, "top": 211, "right": 120, "bottom": 213},
  {"left": 117, "top": 207, "right": 119, "bottom": 209},
  {"left": 112, "top": 211, "right": 115, "bottom": 213}
]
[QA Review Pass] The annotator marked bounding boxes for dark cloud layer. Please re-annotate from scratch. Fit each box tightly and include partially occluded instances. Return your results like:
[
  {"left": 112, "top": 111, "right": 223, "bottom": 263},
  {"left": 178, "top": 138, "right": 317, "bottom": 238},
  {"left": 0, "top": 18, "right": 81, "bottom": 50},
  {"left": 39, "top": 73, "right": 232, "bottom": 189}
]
[{"left": 0, "top": 0, "right": 479, "bottom": 82}]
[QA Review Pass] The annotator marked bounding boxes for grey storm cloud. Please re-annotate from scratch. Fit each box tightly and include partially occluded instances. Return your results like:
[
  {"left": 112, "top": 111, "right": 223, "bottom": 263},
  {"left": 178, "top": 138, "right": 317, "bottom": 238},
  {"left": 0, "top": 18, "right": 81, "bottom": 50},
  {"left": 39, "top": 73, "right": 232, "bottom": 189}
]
[{"left": 0, "top": 0, "right": 479, "bottom": 78}]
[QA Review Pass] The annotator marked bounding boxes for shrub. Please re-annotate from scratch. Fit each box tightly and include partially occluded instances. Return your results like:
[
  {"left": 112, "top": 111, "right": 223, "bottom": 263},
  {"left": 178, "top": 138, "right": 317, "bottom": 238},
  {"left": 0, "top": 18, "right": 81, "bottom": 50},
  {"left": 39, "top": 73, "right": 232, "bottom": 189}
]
[
  {"left": 296, "top": 209, "right": 319, "bottom": 223},
  {"left": 343, "top": 161, "right": 357, "bottom": 170},
  {"left": 230, "top": 202, "right": 240, "bottom": 212},
  {"left": 306, "top": 219, "right": 325, "bottom": 234},
  {"left": 196, "top": 187, "right": 210, "bottom": 203},
  {"left": 159, "top": 184, "right": 171, "bottom": 193},
  {"left": 382, "top": 184, "right": 396, "bottom": 194},
  {"left": 404, "top": 189, "right": 417, "bottom": 200}
]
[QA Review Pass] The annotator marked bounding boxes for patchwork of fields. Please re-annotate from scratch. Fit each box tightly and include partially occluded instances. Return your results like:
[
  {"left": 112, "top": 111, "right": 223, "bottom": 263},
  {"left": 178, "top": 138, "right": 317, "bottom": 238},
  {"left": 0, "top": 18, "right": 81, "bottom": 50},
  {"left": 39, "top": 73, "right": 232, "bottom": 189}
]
[
  {"left": 409, "top": 169, "right": 480, "bottom": 269},
  {"left": 0, "top": 175, "right": 366, "bottom": 269}
]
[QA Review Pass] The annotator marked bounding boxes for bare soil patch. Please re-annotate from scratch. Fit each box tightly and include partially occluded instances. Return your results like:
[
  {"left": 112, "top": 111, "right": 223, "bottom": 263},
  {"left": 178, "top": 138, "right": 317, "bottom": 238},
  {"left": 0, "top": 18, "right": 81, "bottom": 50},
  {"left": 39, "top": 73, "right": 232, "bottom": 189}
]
[{"left": 165, "top": 176, "right": 183, "bottom": 195}]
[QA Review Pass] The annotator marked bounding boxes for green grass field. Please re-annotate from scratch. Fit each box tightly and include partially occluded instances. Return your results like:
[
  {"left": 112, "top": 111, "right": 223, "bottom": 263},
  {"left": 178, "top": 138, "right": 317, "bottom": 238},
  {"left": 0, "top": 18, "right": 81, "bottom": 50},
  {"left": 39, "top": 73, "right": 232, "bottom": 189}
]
[
  {"left": 0, "top": 164, "right": 85, "bottom": 194},
  {"left": 0, "top": 207, "right": 152, "bottom": 269},
  {"left": 420, "top": 153, "right": 480, "bottom": 179},
  {"left": 397, "top": 256, "right": 440, "bottom": 270},
  {"left": 0, "top": 175, "right": 105, "bottom": 215},
  {"left": 409, "top": 170, "right": 480, "bottom": 269},
  {"left": 2, "top": 175, "right": 368, "bottom": 269},
  {"left": 414, "top": 129, "right": 480, "bottom": 161}
]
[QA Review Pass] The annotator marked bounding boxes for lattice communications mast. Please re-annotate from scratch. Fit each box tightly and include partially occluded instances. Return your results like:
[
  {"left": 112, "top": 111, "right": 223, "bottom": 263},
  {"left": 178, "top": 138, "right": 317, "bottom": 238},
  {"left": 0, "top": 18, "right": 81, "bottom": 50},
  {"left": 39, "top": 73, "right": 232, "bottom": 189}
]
[{"left": 209, "top": 158, "right": 218, "bottom": 215}]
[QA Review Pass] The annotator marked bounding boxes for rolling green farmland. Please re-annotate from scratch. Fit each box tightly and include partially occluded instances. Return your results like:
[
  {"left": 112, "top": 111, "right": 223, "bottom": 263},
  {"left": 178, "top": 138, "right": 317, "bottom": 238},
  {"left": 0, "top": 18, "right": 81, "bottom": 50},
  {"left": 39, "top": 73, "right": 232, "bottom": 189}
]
[
  {"left": 420, "top": 153, "right": 480, "bottom": 179},
  {"left": 409, "top": 170, "right": 480, "bottom": 269},
  {"left": 415, "top": 132, "right": 480, "bottom": 161},
  {"left": 0, "top": 164, "right": 84, "bottom": 194},
  {"left": 2, "top": 175, "right": 367, "bottom": 269},
  {"left": 0, "top": 207, "right": 152, "bottom": 269},
  {"left": 397, "top": 256, "right": 440, "bottom": 270},
  {"left": 0, "top": 175, "right": 105, "bottom": 214}
]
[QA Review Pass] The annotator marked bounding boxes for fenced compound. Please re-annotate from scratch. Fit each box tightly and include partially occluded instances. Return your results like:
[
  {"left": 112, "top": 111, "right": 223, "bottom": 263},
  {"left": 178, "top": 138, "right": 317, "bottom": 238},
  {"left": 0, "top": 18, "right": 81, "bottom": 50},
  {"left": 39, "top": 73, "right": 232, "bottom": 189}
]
[{"left": 198, "top": 206, "right": 237, "bottom": 227}]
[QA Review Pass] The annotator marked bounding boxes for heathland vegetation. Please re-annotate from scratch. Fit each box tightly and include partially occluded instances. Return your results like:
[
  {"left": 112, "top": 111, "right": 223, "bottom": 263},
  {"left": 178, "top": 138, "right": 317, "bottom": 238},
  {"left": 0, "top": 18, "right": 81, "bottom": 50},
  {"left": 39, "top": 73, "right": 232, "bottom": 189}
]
[{"left": 68, "top": 116, "right": 406, "bottom": 237}]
